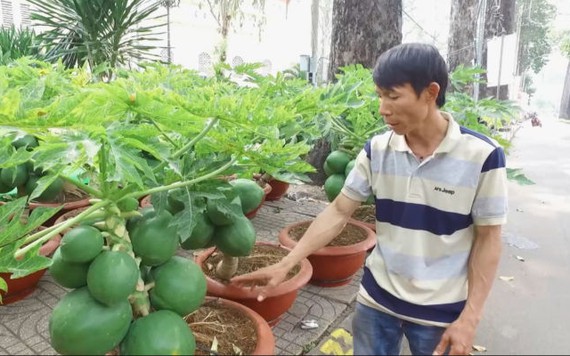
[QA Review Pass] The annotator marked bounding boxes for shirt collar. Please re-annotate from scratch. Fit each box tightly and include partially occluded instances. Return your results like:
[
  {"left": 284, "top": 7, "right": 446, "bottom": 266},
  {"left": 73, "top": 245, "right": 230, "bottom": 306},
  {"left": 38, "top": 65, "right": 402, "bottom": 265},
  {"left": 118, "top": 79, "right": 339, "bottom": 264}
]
[{"left": 388, "top": 111, "right": 461, "bottom": 154}]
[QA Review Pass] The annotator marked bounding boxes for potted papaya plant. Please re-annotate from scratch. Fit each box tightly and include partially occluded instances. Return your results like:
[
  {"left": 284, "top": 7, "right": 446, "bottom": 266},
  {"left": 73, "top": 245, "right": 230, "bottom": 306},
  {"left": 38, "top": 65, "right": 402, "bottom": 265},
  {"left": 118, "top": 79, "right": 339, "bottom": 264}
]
[
  {"left": 192, "top": 187, "right": 313, "bottom": 326},
  {"left": 1, "top": 60, "right": 323, "bottom": 354}
]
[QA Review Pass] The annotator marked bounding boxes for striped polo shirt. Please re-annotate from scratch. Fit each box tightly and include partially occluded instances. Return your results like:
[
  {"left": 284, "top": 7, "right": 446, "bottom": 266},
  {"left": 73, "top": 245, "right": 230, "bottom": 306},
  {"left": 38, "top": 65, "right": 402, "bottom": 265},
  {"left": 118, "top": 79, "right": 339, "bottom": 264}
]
[{"left": 342, "top": 112, "right": 508, "bottom": 327}]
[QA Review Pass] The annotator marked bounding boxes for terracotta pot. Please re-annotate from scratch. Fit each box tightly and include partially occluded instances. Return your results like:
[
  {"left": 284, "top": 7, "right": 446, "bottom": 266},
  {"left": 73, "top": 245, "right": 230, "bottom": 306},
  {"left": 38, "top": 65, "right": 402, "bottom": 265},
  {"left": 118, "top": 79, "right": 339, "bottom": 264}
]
[
  {"left": 195, "top": 242, "right": 313, "bottom": 326},
  {"left": 245, "top": 184, "right": 272, "bottom": 219},
  {"left": 279, "top": 219, "right": 376, "bottom": 287},
  {"left": 190, "top": 297, "right": 275, "bottom": 355},
  {"left": 265, "top": 179, "right": 289, "bottom": 201},
  {"left": 0, "top": 227, "right": 62, "bottom": 305}
]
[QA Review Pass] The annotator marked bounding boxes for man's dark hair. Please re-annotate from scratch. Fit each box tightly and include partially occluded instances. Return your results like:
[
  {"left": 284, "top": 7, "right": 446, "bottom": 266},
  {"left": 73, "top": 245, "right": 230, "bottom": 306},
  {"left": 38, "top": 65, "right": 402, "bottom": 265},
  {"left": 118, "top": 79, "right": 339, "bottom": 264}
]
[{"left": 372, "top": 43, "right": 449, "bottom": 107}]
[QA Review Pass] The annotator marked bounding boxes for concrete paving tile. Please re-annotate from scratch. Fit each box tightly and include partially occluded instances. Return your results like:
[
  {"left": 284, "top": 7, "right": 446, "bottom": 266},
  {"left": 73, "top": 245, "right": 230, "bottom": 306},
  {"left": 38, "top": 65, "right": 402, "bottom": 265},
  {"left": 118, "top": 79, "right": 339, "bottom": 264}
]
[
  {"left": 22, "top": 335, "right": 44, "bottom": 348},
  {"left": 4, "top": 342, "right": 34, "bottom": 355},
  {"left": 303, "top": 268, "right": 363, "bottom": 305},
  {"left": 271, "top": 289, "right": 348, "bottom": 355},
  {"left": 35, "top": 276, "right": 68, "bottom": 299},
  {"left": 252, "top": 207, "right": 313, "bottom": 235},
  {"left": 30, "top": 340, "right": 53, "bottom": 354},
  {"left": 0, "top": 325, "right": 20, "bottom": 350},
  {"left": 0, "top": 296, "right": 47, "bottom": 316},
  {"left": 275, "top": 339, "right": 299, "bottom": 355},
  {"left": 3, "top": 307, "right": 51, "bottom": 341},
  {"left": 264, "top": 198, "right": 328, "bottom": 218}
]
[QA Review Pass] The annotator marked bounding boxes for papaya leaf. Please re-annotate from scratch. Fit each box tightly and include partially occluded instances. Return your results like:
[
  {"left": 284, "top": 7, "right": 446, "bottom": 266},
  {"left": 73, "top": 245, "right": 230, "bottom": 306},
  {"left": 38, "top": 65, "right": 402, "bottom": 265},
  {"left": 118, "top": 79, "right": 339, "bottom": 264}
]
[
  {"left": 506, "top": 168, "right": 535, "bottom": 185},
  {"left": 0, "top": 241, "right": 51, "bottom": 278},
  {"left": 0, "top": 201, "right": 61, "bottom": 248},
  {"left": 28, "top": 174, "right": 60, "bottom": 202},
  {"left": 149, "top": 191, "right": 169, "bottom": 214},
  {"left": 207, "top": 195, "right": 243, "bottom": 223},
  {"left": 0, "top": 196, "right": 26, "bottom": 228},
  {"left": 31, "top": 141, "right": 86, "bottom": 172},
  {"left": 106, "top": 134, "right": 146, "bottom": 188},
  {"left": 172, "top": 200, "right": 194, "bottom": 244}
]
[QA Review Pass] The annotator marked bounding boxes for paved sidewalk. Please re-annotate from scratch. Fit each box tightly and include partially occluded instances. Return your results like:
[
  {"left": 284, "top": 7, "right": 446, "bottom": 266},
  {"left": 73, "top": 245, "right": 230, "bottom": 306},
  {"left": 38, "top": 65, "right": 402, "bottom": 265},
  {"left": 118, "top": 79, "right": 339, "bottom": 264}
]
[{"left": 0, "top": 188, "right": 366, "bottom": 356}]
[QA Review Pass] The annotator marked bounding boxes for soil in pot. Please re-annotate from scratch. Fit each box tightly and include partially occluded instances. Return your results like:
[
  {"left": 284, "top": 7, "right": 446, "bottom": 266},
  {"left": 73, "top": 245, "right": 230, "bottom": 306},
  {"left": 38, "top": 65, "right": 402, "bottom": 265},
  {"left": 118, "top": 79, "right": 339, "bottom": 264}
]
[
  {"left": 186, "top": 300, "right": 257, "bottom": 355},
  {"left": 351, "top": 205, "right": 376, "bottom": 225},
  {"left": 201, "top": 245, "right": 300, "bottom": 283},
  {"left": 288, "top": 221, "right": 368, "bottom": 247}
]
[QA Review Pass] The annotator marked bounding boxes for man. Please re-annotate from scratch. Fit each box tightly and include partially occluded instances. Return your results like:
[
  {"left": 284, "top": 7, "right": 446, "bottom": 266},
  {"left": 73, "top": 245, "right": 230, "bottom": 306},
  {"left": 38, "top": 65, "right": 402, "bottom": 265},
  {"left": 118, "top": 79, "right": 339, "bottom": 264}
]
[{"left": 231, "top": 43, "right": 507, "bottom": 355}]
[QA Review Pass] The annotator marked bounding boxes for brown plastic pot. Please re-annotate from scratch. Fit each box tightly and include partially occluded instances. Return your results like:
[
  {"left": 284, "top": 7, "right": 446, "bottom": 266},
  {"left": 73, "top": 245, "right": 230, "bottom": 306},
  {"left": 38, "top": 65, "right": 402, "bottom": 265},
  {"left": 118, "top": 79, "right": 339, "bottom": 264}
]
[
  {"left": 194, "top": 242, "right": 313, "bottom": 326},
  {"left": 265, "top": 179, "right": 290, "bottom": 201},
  {"left": 190, "top": 297, "right": 276, "bottom": 355},
  {"left": 278, "top": 219, "right": 376, "bottom": 287},
  {"left": 0, "top": 227, "right": 62, "bottom": 305}
]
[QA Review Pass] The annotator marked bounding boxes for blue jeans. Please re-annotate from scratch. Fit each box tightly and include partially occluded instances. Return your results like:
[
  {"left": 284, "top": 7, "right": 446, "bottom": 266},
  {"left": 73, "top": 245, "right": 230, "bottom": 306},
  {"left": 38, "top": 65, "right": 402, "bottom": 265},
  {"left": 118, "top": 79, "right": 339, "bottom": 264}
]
[{"left": 352, "top": 302, "right": 448, "bottom": 355}]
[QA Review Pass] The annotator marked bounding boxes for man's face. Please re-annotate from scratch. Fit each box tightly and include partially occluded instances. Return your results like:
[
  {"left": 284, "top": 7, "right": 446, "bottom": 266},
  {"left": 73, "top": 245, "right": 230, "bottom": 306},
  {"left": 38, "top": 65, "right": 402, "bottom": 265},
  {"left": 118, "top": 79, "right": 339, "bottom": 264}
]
[{"left": 375, "top": 83, "right": 431, "bottom": 136}]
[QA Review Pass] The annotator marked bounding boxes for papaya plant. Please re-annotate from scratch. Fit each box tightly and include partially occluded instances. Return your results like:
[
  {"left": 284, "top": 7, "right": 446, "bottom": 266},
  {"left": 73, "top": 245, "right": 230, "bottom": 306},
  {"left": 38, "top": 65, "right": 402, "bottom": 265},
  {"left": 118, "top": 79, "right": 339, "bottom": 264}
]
[{"left": 0, "top": 60, "right": 322, "bottom": 354}]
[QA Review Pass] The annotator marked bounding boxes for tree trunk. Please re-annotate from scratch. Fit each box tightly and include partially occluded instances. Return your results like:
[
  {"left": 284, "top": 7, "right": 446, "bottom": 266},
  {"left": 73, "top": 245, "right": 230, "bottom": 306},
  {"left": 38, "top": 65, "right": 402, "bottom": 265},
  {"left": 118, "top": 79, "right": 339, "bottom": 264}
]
[
  {"left": 328, "top": 0, "right": 402, "bottom": 79},
  {"left": 481, "top": 0, "right": 516, "bottom": 99},
  {"left": 560, "top": 61, "right": 570, "bottom": 120},
  {"left": 447, "top": 0, "right": 477, "bottom": 74},
  {"left": 306, "top": 138, "right": 331, "bottom": 186}
]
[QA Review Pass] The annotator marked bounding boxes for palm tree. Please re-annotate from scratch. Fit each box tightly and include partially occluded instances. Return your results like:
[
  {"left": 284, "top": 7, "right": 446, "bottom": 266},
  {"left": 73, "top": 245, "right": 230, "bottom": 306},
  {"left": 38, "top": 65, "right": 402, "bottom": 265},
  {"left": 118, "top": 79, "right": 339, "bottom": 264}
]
[
  {"left": 29, "top": 0, "right": 165, "bottom": 78},
  {"left": 160, "top": 0, "right": 181, "bottom": 64},
  {"left": 0, "top": 25, "right": 44, "bottom": 65}
]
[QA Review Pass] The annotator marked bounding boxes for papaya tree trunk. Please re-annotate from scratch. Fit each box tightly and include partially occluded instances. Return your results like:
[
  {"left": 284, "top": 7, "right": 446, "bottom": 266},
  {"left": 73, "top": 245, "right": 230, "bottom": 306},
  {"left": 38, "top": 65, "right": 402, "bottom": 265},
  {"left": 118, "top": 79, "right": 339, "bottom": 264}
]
[{"left": 215, "top": 253, "right": 238, "bottom": 280}]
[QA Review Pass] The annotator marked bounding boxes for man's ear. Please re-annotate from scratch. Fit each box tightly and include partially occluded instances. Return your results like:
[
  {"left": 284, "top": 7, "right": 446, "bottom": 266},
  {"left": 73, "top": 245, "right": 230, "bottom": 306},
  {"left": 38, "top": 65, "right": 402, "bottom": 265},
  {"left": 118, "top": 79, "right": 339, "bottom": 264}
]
[{"left": 424, "top": 82, "right": 440, "bottom": 103}]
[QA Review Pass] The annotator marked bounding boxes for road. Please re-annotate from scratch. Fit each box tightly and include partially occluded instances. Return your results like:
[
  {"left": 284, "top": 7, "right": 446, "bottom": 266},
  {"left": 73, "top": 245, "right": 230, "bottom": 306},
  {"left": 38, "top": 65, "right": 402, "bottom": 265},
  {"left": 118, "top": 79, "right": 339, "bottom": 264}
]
[{"left": 476, "top": 117, "right": 570, "bottom": 355}]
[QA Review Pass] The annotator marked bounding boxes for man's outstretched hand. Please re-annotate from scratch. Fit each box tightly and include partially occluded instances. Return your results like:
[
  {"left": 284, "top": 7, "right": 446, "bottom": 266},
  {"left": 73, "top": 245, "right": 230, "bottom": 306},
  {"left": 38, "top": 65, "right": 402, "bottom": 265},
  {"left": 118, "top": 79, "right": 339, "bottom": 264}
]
[{"left": 229, "top": 262, "right": 291, "bottom": 302}]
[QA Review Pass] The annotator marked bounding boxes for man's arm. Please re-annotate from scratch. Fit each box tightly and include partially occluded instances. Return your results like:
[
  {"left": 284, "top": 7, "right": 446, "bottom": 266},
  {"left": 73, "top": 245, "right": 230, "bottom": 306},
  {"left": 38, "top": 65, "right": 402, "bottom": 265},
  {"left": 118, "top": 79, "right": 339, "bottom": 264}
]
[
  {"left": 462, "top": 224, "right": 502, "bottom": 324},
  {"left": 230, "top": 193, "right": 362, "bottom": 299},
  {"left": 433, "top": 224, "right": 502, "bottom": 355}
]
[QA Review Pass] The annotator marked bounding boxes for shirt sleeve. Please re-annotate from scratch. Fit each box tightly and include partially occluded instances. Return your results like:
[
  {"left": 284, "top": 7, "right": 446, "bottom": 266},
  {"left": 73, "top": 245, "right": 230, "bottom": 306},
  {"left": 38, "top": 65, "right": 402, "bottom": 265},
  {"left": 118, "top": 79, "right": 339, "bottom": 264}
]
[
  {"left": 341, "top": 140, "right": 373, "bottom": 202},
  {"left": 471, "top": 146, "right": 508, "bottom": 226}
]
